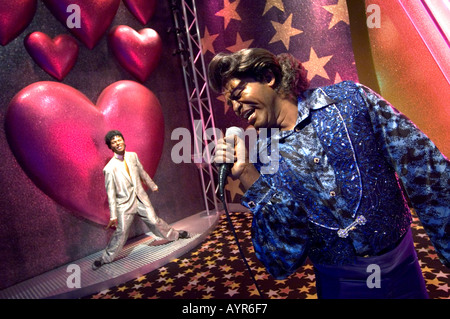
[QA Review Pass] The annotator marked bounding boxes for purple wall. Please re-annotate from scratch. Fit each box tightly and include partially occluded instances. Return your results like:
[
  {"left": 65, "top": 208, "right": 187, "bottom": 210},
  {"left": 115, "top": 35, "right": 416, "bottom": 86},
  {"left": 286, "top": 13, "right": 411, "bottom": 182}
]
[{"left": 196, "top": 0, "right": 359, "bottom": 203}]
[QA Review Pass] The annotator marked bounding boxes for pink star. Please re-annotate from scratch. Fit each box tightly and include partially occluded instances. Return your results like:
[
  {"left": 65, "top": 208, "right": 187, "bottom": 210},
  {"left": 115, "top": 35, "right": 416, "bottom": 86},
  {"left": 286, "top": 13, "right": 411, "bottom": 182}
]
[
  {"left": 435, "top": 271, "right": 449, "bottom": 279},
  {"left": 279, "top": 287, "right": 293, "bottom": 295},
  {"left": 427, "top": 253, "right": 439, "bottom": 260},
  {"left": 437, "top": 284, "right": 450, "bottom": 293},
  {"left": 225, "top": 288, "right": 240, "bottom": 297}
]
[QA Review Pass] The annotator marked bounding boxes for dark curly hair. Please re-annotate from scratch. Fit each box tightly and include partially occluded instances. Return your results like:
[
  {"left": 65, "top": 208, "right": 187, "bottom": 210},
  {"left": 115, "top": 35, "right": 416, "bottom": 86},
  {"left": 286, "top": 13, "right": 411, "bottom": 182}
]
[
  {"left": 105, "top": 130, "right": 124, "bottom": 149},
  {"left": 208, "top": 48, "right": 309, "bottom": 101}
]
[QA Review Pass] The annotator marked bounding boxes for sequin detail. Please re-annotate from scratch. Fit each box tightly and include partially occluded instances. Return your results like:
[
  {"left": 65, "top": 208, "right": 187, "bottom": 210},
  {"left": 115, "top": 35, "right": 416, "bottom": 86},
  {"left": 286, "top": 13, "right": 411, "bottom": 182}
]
[{"left": 242, "top": 81, "right": 450, "bottom": 279}]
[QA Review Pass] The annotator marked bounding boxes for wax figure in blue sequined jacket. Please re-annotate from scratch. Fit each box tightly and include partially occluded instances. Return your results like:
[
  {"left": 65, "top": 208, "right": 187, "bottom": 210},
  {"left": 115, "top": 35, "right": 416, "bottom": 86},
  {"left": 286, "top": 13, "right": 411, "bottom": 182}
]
[
  {"left": 209, "top": 48, "right": 449, "bottom": 298},
  {"left": 243, "top": 81, "right": 449, "bottom": 277}
]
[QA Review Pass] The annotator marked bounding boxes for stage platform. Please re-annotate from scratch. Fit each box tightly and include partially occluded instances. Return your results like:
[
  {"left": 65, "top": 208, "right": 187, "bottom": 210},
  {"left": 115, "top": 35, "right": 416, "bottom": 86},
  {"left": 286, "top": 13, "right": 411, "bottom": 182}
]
[{"left": 0, "top": 210, "right": 222, "bottom": 299}]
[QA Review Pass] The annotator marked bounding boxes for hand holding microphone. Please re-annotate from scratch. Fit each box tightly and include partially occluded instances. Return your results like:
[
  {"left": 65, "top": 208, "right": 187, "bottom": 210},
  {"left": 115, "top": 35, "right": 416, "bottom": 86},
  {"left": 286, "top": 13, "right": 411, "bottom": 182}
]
[
  {"left": 214, "top": 126, "right": 246, "bottom": 179},
  {"left": 214, "top": 126, "right": 260, "bottom": 202}
]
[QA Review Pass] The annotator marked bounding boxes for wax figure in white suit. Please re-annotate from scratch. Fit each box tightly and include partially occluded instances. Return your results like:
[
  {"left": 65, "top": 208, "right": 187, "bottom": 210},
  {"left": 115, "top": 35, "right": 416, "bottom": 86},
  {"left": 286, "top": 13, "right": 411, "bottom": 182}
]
[{"left": 93, "top": 130, "right": 189, "bottom": 270}]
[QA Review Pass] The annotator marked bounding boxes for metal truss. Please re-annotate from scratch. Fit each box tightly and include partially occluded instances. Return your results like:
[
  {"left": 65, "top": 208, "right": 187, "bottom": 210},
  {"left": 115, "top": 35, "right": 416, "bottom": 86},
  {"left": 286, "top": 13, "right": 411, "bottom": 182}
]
[{"left": 170, "top": 0, "right": 220, "bottom": 214}]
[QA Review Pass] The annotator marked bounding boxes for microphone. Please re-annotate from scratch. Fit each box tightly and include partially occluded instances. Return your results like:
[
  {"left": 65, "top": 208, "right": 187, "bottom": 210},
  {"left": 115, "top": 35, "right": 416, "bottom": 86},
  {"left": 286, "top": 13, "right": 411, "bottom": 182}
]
[
  {"left": 216, "top": 126, "right": 265, "bottom": 298},
  {"left": 218, "top": 126, "right": 243, "bottom": 203}
]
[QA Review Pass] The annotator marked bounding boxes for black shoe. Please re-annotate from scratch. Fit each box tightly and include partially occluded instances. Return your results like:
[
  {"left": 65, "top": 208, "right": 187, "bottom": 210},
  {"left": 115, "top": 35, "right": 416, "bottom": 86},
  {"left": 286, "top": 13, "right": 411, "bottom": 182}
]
[
  {"left": 92, "top": 259, "right": 103, "bottom": 270},
  {"left": 178, "top": 230, "right": 190, "bottom": 239}
]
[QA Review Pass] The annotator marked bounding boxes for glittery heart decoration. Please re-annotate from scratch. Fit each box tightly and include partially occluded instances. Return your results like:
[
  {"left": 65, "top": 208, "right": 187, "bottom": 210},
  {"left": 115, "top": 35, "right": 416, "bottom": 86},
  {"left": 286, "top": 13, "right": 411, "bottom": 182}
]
[
  {"left": 0, "top": 0, "right": 37, "bottom": 46},
  {"left": 42, "top": 0, "right": 120, "bottom": 49},
  {"left": 123, "top": 0, "right": 157, "bottom": 25},
  {"left": 24, "top": 32, "right": 79, "bottom": 81},
  {"left": 108, "top": 25, "right": 162, "bottom": 82},
  {"left": 5, "top": 81, "right": 164, "bottom": 225}
]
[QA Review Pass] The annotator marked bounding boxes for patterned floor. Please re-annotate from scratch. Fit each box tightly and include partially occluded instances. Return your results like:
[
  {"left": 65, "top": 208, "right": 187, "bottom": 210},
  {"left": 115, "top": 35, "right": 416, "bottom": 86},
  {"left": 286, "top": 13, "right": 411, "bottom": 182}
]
[{"left": 82, "top": 211, "right": 449, "bottom": 299}]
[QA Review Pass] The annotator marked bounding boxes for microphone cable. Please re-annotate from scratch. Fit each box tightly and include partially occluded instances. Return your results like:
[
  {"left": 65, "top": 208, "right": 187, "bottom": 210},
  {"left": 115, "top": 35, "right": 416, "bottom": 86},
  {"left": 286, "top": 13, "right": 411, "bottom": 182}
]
[{"left": 218, "top": 163, "right": 265, "bottom": 299}]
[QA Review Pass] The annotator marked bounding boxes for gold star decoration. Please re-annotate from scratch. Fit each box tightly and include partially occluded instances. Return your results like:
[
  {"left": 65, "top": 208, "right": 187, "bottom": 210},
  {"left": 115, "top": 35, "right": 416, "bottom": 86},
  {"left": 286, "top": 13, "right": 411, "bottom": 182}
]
[
  {"left": 322, "top": 0, "right": 350, "bottom": 29},
  {"left": 226, "top": 32, "right": 254, "bottom": 52},
  {"left": 215, "top": 0, "right": 242, "bottom": 30},
  {"left": 263, "top": 0, "right": 285, "bottom": 15},
  {"left": 201, "top": 26, "right": 219, "bottom": 55},
  {"left": 302, "top": 47, "right": 333, "bottom": 81},
  {"left": 225, "top": 176, "right": 244, "bottom": 201},
  {"left": 269, "top": 13, "right": 303, "bottom": 50}
]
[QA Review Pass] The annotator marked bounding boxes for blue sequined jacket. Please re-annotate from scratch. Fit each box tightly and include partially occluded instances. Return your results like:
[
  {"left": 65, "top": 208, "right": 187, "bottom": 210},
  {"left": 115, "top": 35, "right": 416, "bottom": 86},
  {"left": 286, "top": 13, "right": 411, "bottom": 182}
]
[{"left": 242, "top": 81, "right": 449, "bottom": 279}]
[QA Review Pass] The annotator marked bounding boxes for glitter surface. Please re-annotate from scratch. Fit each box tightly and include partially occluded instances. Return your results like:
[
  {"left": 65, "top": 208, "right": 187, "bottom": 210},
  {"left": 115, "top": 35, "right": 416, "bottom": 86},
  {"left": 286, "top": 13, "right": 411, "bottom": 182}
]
[
  {"left": 0, "top": 0, "right": 37, "bottom": 45},
  {"left": 123, "top": 0, "right": 157, "bottom": 25},
  {"left": 5, "top": 80, "right": 165, "bottom": 226},
  {"left": 108, "top": 25, "right": 162, "bottom": 82},
  {"left": 24, "top": 32, "right": 79, "bottom": 80},
  {"left": 42, "top": 0, "right": 121, "bottom": 49}
]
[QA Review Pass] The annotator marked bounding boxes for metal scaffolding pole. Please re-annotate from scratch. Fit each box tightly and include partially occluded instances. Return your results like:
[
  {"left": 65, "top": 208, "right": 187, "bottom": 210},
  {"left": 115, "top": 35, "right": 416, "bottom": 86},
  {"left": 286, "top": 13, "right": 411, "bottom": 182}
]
[{"left": 170, "top": 0, "right": 220, "bottom": 215}]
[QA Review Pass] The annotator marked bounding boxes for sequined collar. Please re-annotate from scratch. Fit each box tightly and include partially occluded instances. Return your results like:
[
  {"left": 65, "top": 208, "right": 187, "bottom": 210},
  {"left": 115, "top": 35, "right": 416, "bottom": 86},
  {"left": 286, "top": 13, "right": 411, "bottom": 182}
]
[
  {"left": 256, "top": 87, "right": 337, "bottom": 152},
  {"left": 276, "top": 87, "right": 336, "bottom": 140}
]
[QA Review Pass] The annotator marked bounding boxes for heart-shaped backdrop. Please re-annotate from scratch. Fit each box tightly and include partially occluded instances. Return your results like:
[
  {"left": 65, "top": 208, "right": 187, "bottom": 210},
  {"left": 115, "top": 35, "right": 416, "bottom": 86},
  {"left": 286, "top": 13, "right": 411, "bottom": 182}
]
[
  {"left": 24, "top": 32, "right": 79, "bottom": 81},
  {"left": 123, "top": 0, "right": 157, "bottom": 25},
  {"left": 0, "top": 0, "right": 37, "bottom": 46},
  {"left": 42, "top": 0, "right": 120, "bottom": 49},
  {"left": 109, "top": 25, "right": 162, "bottom": 82},
  {"left": 5, "top": 81, "right": 165, "bottom": 225}
]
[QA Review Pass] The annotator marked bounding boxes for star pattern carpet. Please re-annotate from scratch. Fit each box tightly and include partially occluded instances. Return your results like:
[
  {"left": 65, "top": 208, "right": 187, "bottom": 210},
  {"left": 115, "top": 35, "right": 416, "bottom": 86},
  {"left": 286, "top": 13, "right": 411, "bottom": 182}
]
[{"left": 82, "top": 211, "right": 449, "bottom": 299}]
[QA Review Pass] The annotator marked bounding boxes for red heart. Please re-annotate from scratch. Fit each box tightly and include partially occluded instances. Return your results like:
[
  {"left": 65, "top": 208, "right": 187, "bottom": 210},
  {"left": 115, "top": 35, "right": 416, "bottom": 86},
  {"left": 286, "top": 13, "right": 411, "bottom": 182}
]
[
  {"left": 108, "top": 25, "right": 162, "bottom": 82},
  {"left": 123, "top": 0, "right": 157, "bottom": 25},
  {"left": 0, "top": 0, "right": 37, "bottom": 46},
  {"left": 5, "top": 81, "right": 164, "bottom": 225},
  {"left": 42, "top": 0, "right": 120, "bottom": 49},
  {"left": 24, "top": 32, "right": 79, "bottom": 81}
]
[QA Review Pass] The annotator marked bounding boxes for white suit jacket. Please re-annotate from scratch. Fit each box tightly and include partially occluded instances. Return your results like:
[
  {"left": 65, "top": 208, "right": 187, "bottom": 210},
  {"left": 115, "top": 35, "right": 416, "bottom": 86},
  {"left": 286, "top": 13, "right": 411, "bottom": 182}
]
[{"left": 103, "top": 151, "right": 157, "bottom": 220}]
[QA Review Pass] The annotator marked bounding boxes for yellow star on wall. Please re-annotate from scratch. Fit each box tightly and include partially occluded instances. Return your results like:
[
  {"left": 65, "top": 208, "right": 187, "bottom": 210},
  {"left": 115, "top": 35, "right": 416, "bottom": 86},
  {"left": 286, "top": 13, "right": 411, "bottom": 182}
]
[
  {"left": 201, "top": 27, "right": 219, "bottom": 55},
  {"left": 226, "top": 32, "right": 254, "bottom": 52},
  {"left": 215, "top": 0, "right": 242, "bottom": 29},
  {"left": 263, "top": 0, "right": 285, "bottom": 15},
  {"left": 302, "top": 47, "right": 333, "bottom": 81},
  {"left": 269, "top": 13, "right": 303, "bottom": 50},
  {"left": 322, "top": 0, "right": 350, "bottom": 29}
]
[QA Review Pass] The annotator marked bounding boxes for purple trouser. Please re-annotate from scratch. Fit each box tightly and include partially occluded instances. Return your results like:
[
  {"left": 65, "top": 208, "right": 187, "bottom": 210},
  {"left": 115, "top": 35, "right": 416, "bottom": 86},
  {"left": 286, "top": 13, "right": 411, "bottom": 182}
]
[{"left": 314, "top": 229, "right": 429, "bottom": 299}]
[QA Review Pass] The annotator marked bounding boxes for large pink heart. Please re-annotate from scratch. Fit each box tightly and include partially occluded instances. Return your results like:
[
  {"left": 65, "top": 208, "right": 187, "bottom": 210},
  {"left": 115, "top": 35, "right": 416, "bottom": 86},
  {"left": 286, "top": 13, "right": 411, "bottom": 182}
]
[
  {"left": 5, "top": 81, "right": 164, "bottom": 225},
  {"left": 108, "top": 25, "right": 162, "bottom": 82},
  {"left": 0, "top": 0, "right": 37, "bottom": 46},
  {"left": 24, "top": 32, "right": 79, "bottom": 81},
  {"left": 123, "top": 0, "right": 157, "bottom": 25},
  {"left": 42, "top": 0, "right": 120, "bottom": 49}
]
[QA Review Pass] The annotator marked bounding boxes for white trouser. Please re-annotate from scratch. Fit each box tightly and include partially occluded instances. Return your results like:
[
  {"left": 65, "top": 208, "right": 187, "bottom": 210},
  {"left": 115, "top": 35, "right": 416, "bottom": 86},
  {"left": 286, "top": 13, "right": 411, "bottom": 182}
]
[{"left": 101, "top": 200, "right": 179, "bottom": 263}]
